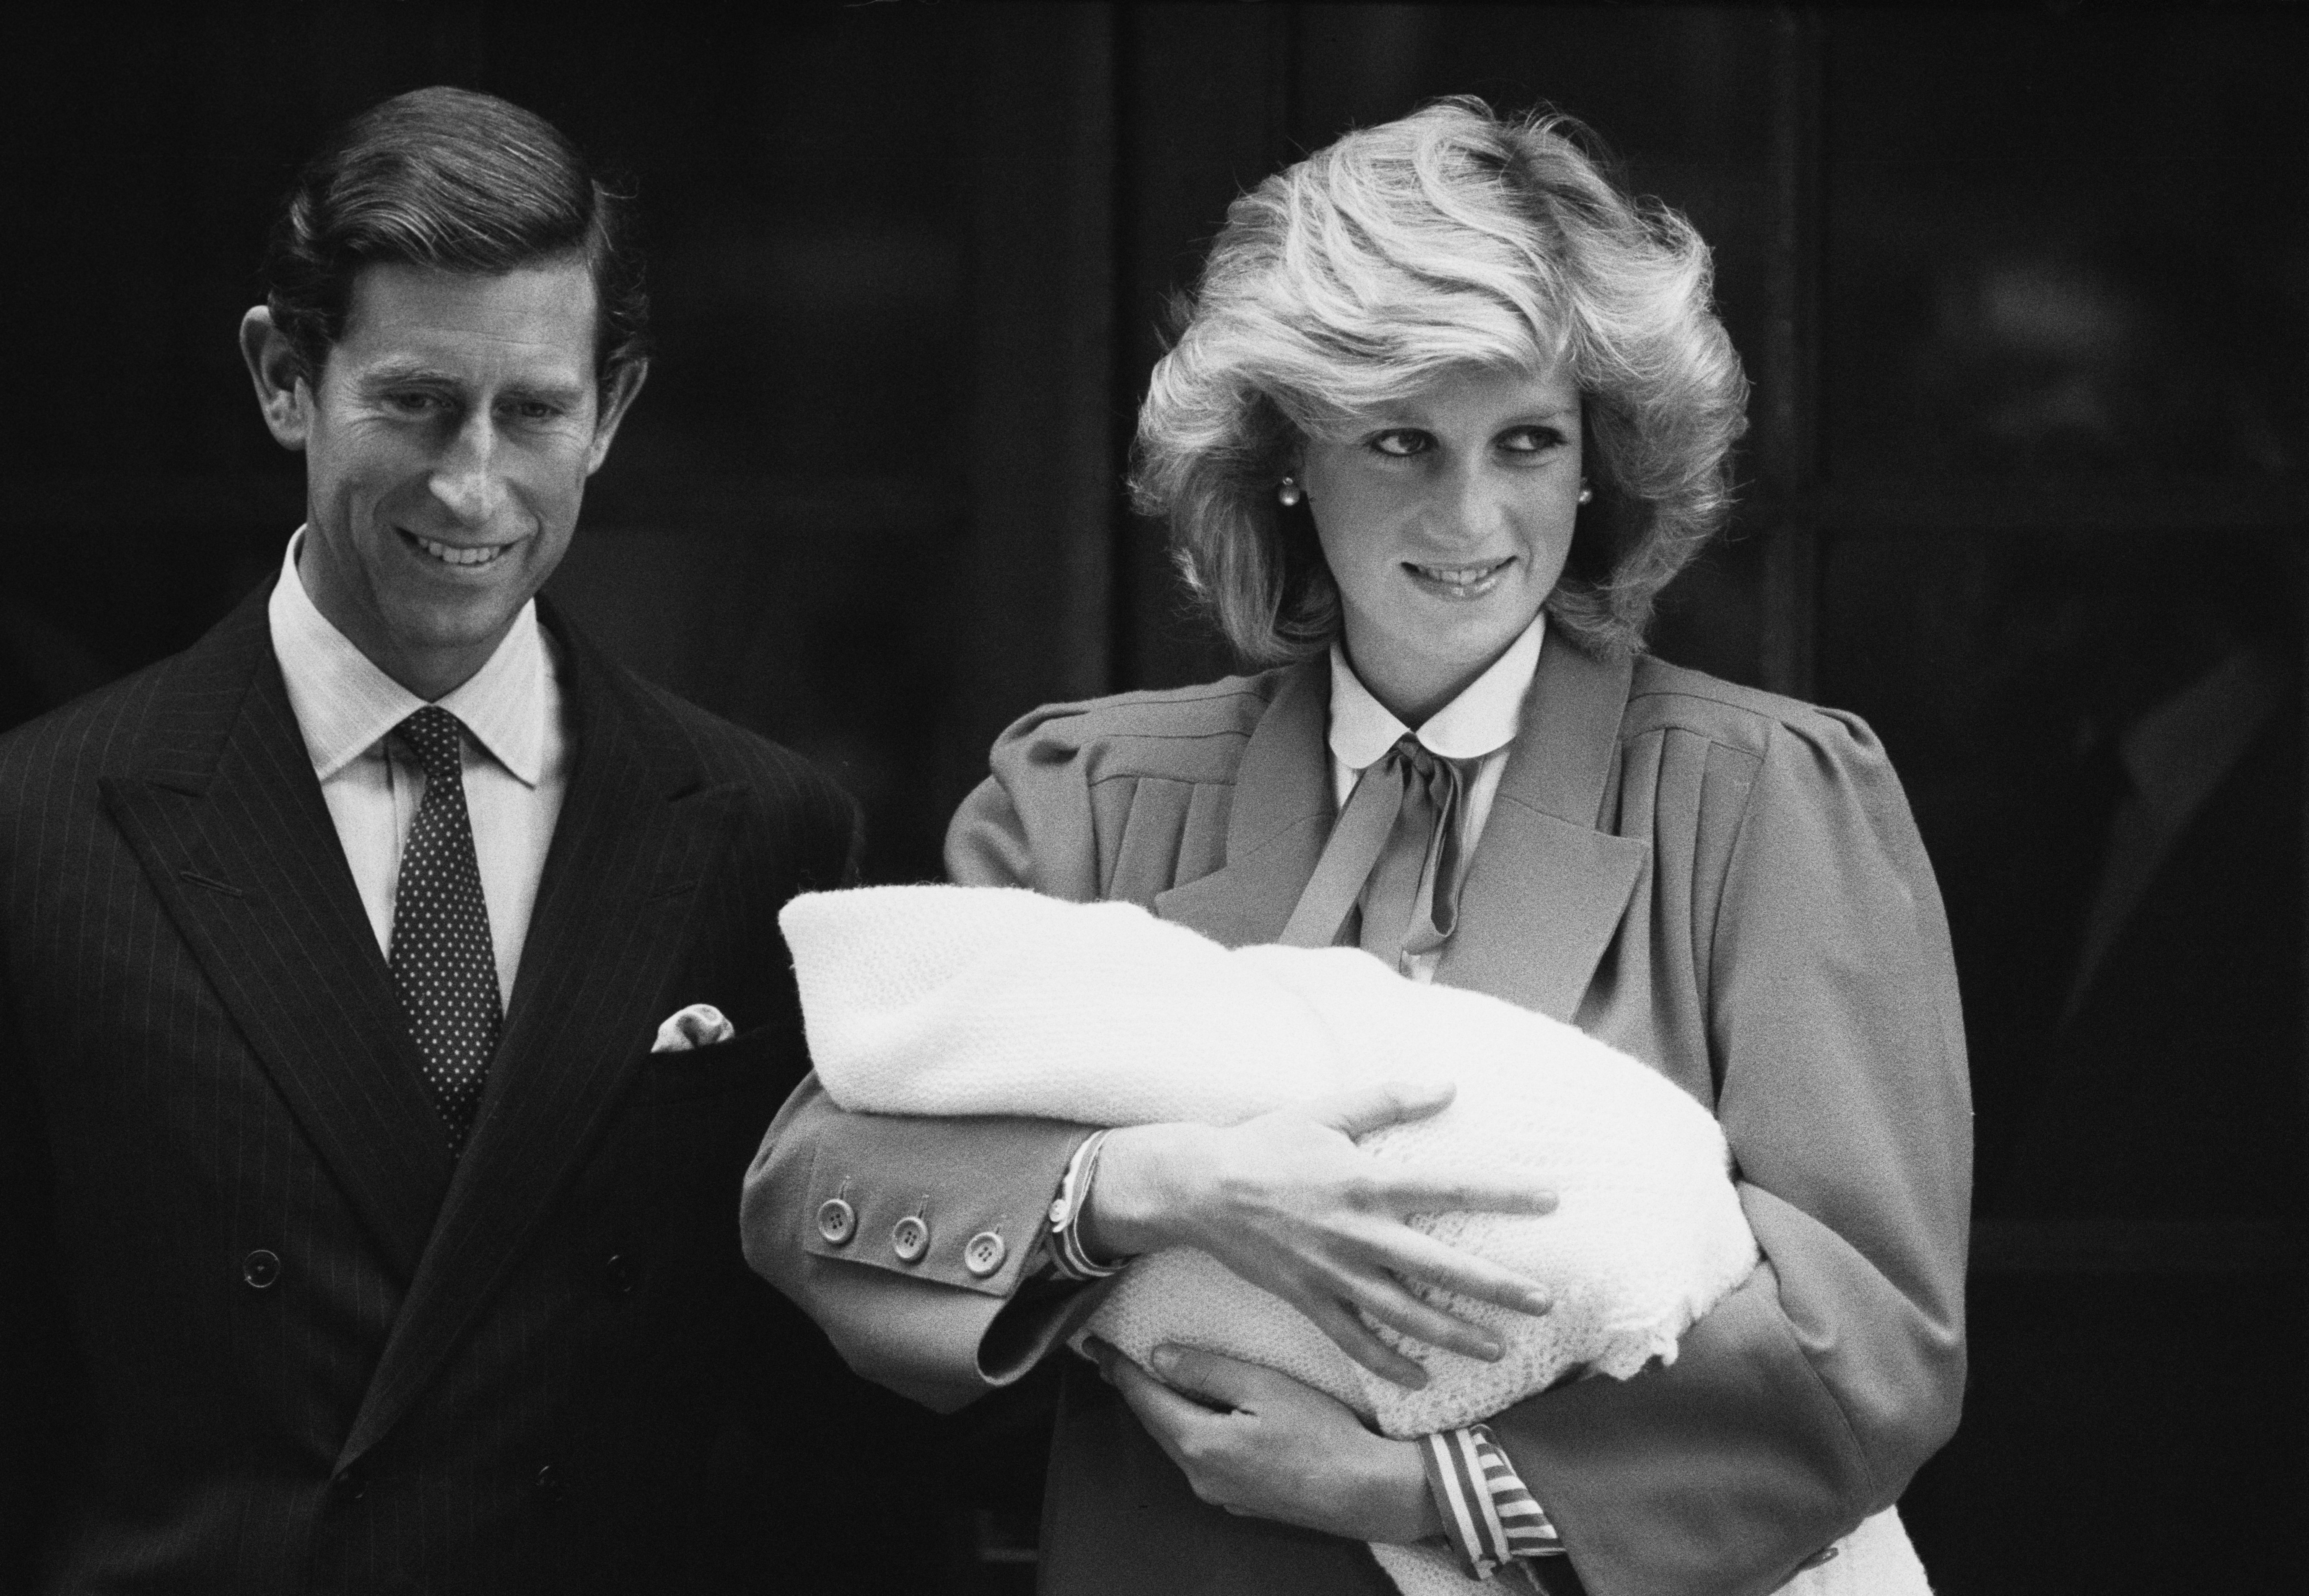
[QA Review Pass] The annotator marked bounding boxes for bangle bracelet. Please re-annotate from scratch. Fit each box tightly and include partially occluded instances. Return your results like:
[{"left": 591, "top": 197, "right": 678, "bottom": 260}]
[{"left": 1047, "top": 1129, "right": 1127, "bottom": 1280}]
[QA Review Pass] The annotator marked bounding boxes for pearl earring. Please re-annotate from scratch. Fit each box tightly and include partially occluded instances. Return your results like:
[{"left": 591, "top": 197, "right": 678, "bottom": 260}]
[
  {"left": 1577, "top": 482, "right": 1594, "bottom": 505},
  {"left": 1277, "top": 476, "right": 1303, "bottom": 508}
]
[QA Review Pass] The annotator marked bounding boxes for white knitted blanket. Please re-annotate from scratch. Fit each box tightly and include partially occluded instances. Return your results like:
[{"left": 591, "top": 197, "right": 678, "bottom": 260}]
[{"left": 781, "top": 885, "right": 1923, "bottom": 1596}]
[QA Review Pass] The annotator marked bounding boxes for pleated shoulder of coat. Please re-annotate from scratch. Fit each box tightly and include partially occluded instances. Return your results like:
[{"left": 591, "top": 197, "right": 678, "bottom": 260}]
[{"left": 946, "top": 670, "right": 1293, "bottom": 906}]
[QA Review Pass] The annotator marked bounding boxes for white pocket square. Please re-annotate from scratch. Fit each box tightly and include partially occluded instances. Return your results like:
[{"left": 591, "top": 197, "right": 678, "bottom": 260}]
[{"left": 651, "top": 1003, "right": 735, "bottom": 1053}]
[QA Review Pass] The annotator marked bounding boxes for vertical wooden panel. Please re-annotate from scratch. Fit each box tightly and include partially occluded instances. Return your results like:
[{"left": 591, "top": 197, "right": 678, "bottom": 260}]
[
  {"left": 1757, "top": 10, "right": 1824, "bottom": 701},
  {"left": 938, "top": 5, "right": 1121, "bottom": 801},
  {"left": 1113, "top": 2, "right": 1292, "bottom": 693}
]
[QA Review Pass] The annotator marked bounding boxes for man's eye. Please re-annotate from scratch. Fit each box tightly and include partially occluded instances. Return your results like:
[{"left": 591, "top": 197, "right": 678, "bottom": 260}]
[
  {"left": 385, "top": 391, "right": 446, "bottom": 415},
  {"left": 507, "top": 400, "right": 563, "bottom": 422},
  {"left": 1370, "top": 430, "right": 1431, "bottom": 458}
]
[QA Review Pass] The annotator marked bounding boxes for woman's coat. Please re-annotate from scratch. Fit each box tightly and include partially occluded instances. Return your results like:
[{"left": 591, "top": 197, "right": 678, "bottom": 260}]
[{"left": 744, "top": 633, "right": 1970, "bottom": 1596}]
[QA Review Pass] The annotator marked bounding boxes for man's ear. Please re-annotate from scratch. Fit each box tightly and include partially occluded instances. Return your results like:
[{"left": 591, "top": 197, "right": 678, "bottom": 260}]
[
  {"left": 239, "top": 306, "right": 313, "bottom": 450},
  {"left": 584, "top": 358, "right": 650, "bottom": 477}
]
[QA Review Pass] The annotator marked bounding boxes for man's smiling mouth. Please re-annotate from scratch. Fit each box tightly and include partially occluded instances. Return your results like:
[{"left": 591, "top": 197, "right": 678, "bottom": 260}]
[{"left": 401, "top": 529, "right": 514, "bottom": 567}]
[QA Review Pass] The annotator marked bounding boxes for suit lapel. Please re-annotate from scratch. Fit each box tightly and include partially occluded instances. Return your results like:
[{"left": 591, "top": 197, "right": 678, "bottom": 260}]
[
  {"left": 1154, "top": 663, "right": 1334, "bottom": 948},
  {"left": 1435, "top": 633, "right": 1648, "bottom": 1019},
  {"left": 340, "top": 609, "right": 744, "bottom": 1466},
  {"left": 101, "top": 586, "right": 457, "bottom": 1282}
]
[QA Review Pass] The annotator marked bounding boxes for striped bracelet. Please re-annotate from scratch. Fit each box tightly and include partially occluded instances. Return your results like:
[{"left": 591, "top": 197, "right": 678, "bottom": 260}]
[{"left": 1046, "top": 1129, "right": 1127, "bottom": 1280}]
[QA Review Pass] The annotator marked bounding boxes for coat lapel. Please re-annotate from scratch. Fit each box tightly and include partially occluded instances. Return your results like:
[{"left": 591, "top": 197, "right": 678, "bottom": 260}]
[
  {"left": 1153, "top": 663, "right": 1334, "bottom": 948},
  {"left": 1149, "top": 633, "right": 1649, "bottom": 1020},
  {"left": 1435, "top": 633, "right": 1649, "bottom": 1020},
  {"left": 339, "top": 607, "right": 744, "bottom": 1466},
  {"left": 101, "top": 586, "right": 456, "bottom": 1282}
]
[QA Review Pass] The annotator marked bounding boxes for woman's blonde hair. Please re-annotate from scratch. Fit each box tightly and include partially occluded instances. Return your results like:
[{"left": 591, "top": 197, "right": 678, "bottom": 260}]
[{"left": 1133, "top": 98, "right": 1749, "bottom": 661}]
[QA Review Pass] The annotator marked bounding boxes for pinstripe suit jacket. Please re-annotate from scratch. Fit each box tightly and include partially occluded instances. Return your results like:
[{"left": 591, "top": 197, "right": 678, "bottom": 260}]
[{"left": 0, "top": 581, "right": 895, "bottom": 1593}]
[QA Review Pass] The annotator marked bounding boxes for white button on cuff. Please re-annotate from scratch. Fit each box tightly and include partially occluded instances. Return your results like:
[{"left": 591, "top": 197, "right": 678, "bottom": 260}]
[{"left": 963, "top": 1231, "right": 1007, "bottom": 1277}]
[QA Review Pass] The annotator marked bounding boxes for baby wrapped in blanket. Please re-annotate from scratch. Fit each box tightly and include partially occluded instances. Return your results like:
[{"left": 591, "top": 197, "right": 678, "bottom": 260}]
[{"left": 780, "top": 884, "right": 1926, "bottom": 1596}]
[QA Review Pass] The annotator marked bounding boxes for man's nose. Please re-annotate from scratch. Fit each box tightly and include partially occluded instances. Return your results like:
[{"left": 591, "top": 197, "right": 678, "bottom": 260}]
[{"left": 428, "top": 414, "right": 509, "bottom": 526}]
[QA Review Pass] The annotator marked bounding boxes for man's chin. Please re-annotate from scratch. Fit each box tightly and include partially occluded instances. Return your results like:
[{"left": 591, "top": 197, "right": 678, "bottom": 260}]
[{"left": 370, "top": 597, "right": 534, "bottom": 686}]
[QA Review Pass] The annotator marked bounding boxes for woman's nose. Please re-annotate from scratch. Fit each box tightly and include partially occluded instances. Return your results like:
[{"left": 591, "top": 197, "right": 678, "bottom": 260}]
[{"left": 1424, "top": 463, "right": 1507, "bottom": 546}]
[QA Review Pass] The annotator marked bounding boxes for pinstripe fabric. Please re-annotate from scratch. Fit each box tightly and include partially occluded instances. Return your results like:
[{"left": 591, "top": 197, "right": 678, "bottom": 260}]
[{"left": 0, "top": 580, "right": 905, "bottom": 1593}]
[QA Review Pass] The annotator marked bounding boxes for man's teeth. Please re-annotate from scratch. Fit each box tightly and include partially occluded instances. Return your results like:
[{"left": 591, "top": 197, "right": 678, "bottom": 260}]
[{"left": 411, "top": 534, "right": 508, "bottom": 566}]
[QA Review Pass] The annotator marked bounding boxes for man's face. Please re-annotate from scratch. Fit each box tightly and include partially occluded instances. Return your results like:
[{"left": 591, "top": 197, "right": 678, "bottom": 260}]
[{"left": 284, "top": 259, "right": 629, "bottom": 695}]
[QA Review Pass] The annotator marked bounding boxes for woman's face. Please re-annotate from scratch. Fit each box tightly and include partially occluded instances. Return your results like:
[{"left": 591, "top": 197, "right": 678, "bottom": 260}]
[{"left": 1299, "top": 359, "right": 1584, "bottom": 725}]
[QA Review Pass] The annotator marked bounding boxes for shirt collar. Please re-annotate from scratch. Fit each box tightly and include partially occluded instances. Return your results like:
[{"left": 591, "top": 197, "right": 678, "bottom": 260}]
[
  {"left": 266, "top": 528, "right": 550, "bottom": 787},
  {"left": 1327, "top": 611, "right": 1546, "bottom": 772}
]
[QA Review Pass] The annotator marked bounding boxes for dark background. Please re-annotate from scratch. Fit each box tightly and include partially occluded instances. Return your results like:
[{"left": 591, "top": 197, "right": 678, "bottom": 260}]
[{"left": 4, "top": 4, "right": 2303, "bottom": 1590}]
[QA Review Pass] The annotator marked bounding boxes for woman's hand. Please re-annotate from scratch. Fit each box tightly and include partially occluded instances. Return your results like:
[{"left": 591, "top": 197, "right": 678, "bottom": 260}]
[
  {"left": 1082, "top": 1079, "right": 1556, "bottom": 1388},
  {"left": 1090, "top": 1339, "right": 1443, "bottom": 1545}
]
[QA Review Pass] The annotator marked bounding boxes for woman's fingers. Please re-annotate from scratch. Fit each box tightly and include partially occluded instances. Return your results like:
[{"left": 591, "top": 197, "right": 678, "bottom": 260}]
[
  {"left": 1332, "top": 1272, "right": 1509, "bottom": 1363},
  {"left": 1299, "top": 1293, "right": 1432, "bottom": 1388},
  {"left": 1362, "top": 1225, "right": 1554, "bottom": 1316},
  {"left": 1149, "top": 1344, "right": 1280, "bottom": 1411},
  {"left": 1311, "top": 1078, "right": 1455, "bottom": 1140},
  {"left": 1371, "top": 1164, "right": 1558, "bottom": 1218},
  {"left": 1105, "top": 1350, "right": 1226, "bottom": 1457}
]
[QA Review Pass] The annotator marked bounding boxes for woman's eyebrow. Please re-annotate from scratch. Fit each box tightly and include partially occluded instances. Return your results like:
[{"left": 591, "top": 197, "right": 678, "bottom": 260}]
[{"left": 1506, "top": 403, "right": 1579, "bottom": 425}]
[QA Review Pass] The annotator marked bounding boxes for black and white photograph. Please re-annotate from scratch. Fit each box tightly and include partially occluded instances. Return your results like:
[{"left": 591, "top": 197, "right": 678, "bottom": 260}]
[{"left": 1, "top": 5, "right": 2301, "bottom": 1593}]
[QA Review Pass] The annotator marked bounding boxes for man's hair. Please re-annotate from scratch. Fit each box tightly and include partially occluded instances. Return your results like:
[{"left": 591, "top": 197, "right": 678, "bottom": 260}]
[
  {"left": 1133, "top": 98, "right": 1749, "bottom": 661},
  {"left": 262, "top": 86, "right": 648, "bottom": 396}
]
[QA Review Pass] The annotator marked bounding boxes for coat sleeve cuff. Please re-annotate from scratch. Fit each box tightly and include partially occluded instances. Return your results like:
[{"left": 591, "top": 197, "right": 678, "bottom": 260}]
[{"left": 1420, "top": 1424, "right": 1567, "bottom": 1579}]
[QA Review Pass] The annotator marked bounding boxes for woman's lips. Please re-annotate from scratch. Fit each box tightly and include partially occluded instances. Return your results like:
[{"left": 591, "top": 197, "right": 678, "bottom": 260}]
[{"left": 1404, "top": 557, "right": 1513, "bottom": 598}]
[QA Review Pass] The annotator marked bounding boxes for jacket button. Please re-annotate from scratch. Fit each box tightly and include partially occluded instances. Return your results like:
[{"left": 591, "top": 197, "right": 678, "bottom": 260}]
[
  {"left": 241, "top": 1249, "right": 281, "bottom": 1290},
  {"left": 602, "top": 1252, "right": 637, "bottom": 1297},
  {"left": 331, "top": 1464, "right": 367, "bottom": 1501},
  {"left": 890, "top": 1215, "right": 929, "bottom": 1263},
  {"left": 963, "top": 1230, "right": 1007, "bottom": 1277},
  {"left": 1798, "top": 1544, "right": 1841, "bottom": 1570},
  {"left": 815, "top": 1197, "right": 856, "bottom": 1245}
]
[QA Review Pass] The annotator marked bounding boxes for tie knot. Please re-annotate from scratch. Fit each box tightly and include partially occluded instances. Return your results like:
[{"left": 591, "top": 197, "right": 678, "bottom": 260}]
[
  {"left": 1390, "top": 735, "right": 1462, "bottom": 796},
  {"left": 394, "top": 706, "right": 468, "bottom": 785},
  {"left": 1391, "top": 734, "right": 1437, "bottom": 775}
]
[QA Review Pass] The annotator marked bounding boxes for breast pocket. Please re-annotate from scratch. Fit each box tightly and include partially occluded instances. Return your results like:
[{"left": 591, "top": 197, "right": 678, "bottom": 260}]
[{"left": 623, "top": 1024, "right": 799, "bottom": 1108}]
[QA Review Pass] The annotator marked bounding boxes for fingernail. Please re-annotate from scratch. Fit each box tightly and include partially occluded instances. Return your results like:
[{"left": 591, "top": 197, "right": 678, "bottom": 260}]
[
  {"left": 1476, "top": 1339, "right": 1503, "bottom": 1362},
  {"left": 1533, "top": 1191, "right": 1559, "bottom": 1213},
  {"left": 1524, "top": 1290, "right": 1553, "bottom": 1314},
  {"left": 1150, "top": 1345, "right": 1178, "bottom": 1376}
]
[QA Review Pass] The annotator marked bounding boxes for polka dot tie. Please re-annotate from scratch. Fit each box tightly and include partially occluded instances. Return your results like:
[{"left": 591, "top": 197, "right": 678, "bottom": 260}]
[{"left": 388, "top": 706, "right": 502, "bottom": 1155}]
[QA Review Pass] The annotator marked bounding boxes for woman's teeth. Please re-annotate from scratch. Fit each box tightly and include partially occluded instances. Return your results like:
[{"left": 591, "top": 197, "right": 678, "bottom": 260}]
[
  {"left": 410, "top": 533, "right": 508, "bottom": 567},
  {"left": 1408, "top": 559, "right": 1510, "bottom": 594}
]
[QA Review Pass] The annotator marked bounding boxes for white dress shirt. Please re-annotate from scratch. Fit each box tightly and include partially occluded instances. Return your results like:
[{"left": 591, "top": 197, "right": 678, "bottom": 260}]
[
  {"left": 1326, "top": 612, "right": 1544, "bottom": 984},
  {"left": 266, "top": 530, "right": 571, "bottom": 1006}
]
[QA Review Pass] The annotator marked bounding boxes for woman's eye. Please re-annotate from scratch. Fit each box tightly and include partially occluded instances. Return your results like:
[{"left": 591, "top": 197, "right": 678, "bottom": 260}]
[
  {"left": 1498, "top": 426, "right": 1564, "bottom": 454},
  {"left": 1369, "top": 430, "right": 1431, "bottom": 458}
]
